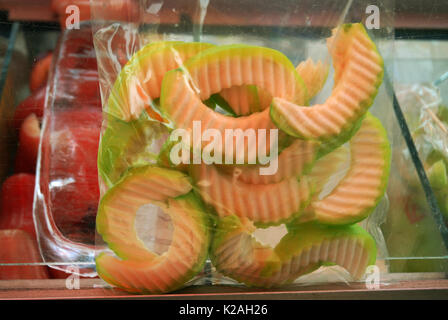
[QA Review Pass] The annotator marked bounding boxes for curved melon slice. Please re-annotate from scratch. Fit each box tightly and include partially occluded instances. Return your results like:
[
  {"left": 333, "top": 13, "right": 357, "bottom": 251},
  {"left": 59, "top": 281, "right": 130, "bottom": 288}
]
[
  {"left": 296, "top": 58, "right": 329, "bottom": 100},
  {"left": 96, "top": 192, "right": 211, "bottom": 294},
  {"left": 107, "top": 41, "right": 215, "bottom": 121},
  {"left": 160, "top": 44, "right": 307, "bottom": 164},
  {"left": 98, "top": 117, "right": 170, "bottom": 188},
  {"left": 210, "top": 216, "right": 376, "bottom": 288},
  {"left": 219, "top": 85, "right": 272, "bottom": 116},
  {"left": 212, "top": 58, "right": 326, "bottom": 117},
  {"left": 271, "top": 23, "right": 384, "bottom": 142},
  {"left": 216, "top": 138, "right": 318, "bottom": 184},
  {"left": 310, "top": 113, "right": 391, "bottom": 225},
  {"left": 191, "top": 163, "right": 311, "bottom": 226},
  {"left": 96, "top": 165, "right": 195, "bottom": 261}
]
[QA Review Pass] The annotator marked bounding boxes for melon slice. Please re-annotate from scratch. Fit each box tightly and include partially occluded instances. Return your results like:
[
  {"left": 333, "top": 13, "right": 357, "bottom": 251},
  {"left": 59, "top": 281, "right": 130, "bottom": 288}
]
[
  {"left": 218, "top": 85, "right": 272, "bottom": 116},
  {"left": 160, "top": 44, "right": 307, "bottom": 164},
  {"left": 296, "top": 58, "right": 329, "bottom": 101},
  {"left": 96, "top": 166, "right": 211, "bottom": 294},
  {"left": 210, "top": 215, "right": 376, "bottom": 287},
  {"left": 271, "top": 23, "right": 384, "bottom": 143},
  {"left": 309, "top": 113, "right": 391, "bottom": 225},
  {"left": 216, "top": 138, "right": 318, "bottom": 184},
  {"left": 98, "top": 117, "right": 170, "bottom": 188},
  {"left": 191, "top": 163, "right": 311, "bottom": 226},
  {"left": 97, "top": 165, "right": 195, "bottom": 261},
  {"left": 210, "top": 58, "right": 326, "bottom": 117},
  {"left": 96, "top": 193, "right": 211, "bottom": 294},
  {"left": 107, "top": 41, "right": 215, "bottom": 121}
]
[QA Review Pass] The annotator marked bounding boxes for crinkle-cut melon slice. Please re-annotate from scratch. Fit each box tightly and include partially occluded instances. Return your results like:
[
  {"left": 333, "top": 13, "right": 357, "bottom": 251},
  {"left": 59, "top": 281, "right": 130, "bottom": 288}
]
[
  {"left": 210, "top": 216, "right": 376, "bottom": 288},
  {"left": 96, "top": 165, "right": 195, "bottom": 261},
  {"left": 213, "top": 59, "right": 326, "bottom": 117},
  {"left": 307, "top": 145, "right": 351, "bottom": 196},
  {"left": 96, "top": 192, "right": 211, "bottom": 294},
  {"left": 271, "top": 23, "right": 384, "bottom": 142},
  {"left": 190, "top": 163, "right": 311, "bottom": 226},
  {"left": 310, "top": 113, "right": 391, "bottom": 225},
  {"left": 107, "top": 41, "right": 215, "bottom": 121},
  {"left": 296, "top": 58, "right": 329, "bottom": 101},
  {"left": 219, "top": 85, "right": 272, "bottom": 116},
  {"left": 160, "top": 44, "right": 308, "bottom": 164},
  {"left": 98, "top": 117, "right": 170, "bottom": 188},
  {"left": 216, "top": 138, "right": 318, "bottom": 184},
  {"left": 295, "top": 145, "right": 351, "bottom": 224}
]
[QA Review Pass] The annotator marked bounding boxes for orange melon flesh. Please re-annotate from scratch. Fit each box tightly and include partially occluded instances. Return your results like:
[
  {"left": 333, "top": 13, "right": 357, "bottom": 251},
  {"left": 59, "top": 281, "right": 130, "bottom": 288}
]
[
  {"left": 161, "top": 70, "right": 279, "bottom": 164},
  {"left": 191, "top": 163, "right": 311, "bottom": 226},
  {"left": 296, "top": 58, "right": 329, "bottom": 100},
  {"left": 270, "top": 23, "right": 384, "bottom": 142},
  {"left": 311, "top": 113, "right": 390, "bottom": 225},
  {"left": 216, "top": 138, "right": 318, "bottom": 184},
  {"left": 214, "top": 58, "right": 326, "bottom": 117},
  {"left": 96, "top": 166, "right": 193, "bottom": 261},
  {"left": 96, "top": 193, "right": 211, "bottom": 294},
  {"left": 107, "top": 41, "right": 215, "bottom": 121},
  {"left": 160, "top": 44, "right": 307, "bottom": 164},
  {"left": 211, "top": 216, "right": 377, "bottom": 288},
  {"left": 219, "top": 85, "right": 272, "bottom": 115}
]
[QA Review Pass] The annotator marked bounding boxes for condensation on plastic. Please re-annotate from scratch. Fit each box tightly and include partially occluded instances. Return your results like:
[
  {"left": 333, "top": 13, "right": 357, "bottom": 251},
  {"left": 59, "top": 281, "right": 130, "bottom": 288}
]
[{"left": 88, "top": 0, "right": 397, "bottom": 293}]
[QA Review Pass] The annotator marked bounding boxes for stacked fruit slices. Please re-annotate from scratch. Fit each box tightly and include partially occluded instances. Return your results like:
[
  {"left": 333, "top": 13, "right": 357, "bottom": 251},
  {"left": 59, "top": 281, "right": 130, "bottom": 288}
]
[{"left": 96, "top": 23, "right": 390, "bottom": 293}]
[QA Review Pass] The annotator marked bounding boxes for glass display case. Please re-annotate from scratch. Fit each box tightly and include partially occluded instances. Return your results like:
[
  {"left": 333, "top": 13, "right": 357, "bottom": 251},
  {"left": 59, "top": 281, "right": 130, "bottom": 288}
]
[{"left": 0, "top": 0, "right": 448, "bottom": 299}]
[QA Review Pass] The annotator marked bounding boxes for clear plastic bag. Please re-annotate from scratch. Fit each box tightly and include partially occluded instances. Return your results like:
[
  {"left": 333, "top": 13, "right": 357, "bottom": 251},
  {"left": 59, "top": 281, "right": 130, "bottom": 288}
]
[{"left": 89, "top": 0, "right": 396, "bottom": 293}]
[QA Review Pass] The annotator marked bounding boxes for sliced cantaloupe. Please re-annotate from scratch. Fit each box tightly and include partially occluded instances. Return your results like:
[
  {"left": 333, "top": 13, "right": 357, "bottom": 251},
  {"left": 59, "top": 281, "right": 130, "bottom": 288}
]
[
  {"left": 98, "top": 117, "right": 170, "bottom": 188},
  {"left": 160, "top": 44, "right": 308, "bottom": 164},
  {"left": 207, "top": 58, "right": 326, "bottom": 118},
  {"left": 96, "top": 166, "right": 211, "bottom": 294},
  {"left": 216, "top": 138, "right": 318, "bottom": 184},
  {"left": 218, "top": 85, "right": 272, "bottom": 116},
  {"left": 96, "top": 192, "right": 211, "bottom": 294},
  {"left": 97, "top": 165, "right": 195, "bottom": 261},
  {"left": 210, "top": 215, "right": 376, "bottom": 288},
  {"left": 107, "top": 41, "right": 215, "bottom": 122},
  {"left": 296, "top": 58, "right": 329, "bottom": 101},
  {"left": 308, "top": 113, "right": 390, "bottom": 225},
  {"left": 190, "top": 163, "right": 311, "bottom": 226},
  {"left": 270, "top": 23, "right": 384, "bottom": 143}
]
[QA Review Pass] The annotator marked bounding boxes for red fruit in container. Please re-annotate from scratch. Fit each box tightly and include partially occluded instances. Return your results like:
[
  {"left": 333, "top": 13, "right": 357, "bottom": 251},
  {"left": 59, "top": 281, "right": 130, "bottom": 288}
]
[
  {"left": 0, "top": 229, "right": 49, "bottom": 280},
  {"left": 15, "top": 114, "right": 41, "bottom": 174},
  {"left": 48, "top": 110, "right": 101, "bottom": 241},
  {"left": 0, "top": 174, "right": 37, "bottom": 238},
  {"left": 13, "top": 85, "right": 45, "bottom": 132},
  {"left": 30, "top": 51, "right": 53, "bottom": 93}
]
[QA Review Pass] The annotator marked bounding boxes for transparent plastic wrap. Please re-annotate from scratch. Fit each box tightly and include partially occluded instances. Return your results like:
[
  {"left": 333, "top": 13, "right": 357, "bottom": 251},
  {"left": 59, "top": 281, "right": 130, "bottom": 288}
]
[
  {"left": 383, "top": 81, "right": 448, "bottom": 273},
  {"left": 90, "top": 0, "right": 396, "bottom": 293},
  {"left": 34, "top": 22, "right": 102, "bottom": 277}
]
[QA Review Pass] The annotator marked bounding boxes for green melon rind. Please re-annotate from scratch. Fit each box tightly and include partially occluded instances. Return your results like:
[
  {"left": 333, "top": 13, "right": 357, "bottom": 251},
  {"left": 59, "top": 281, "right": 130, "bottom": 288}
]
[
  {"left": 96, "top": 192, "right": 212, "bottom": 294},
  {"left": 96, "top": 165, "right": 193, "bottom": 261},
  {"left": 270, "top": 23, "right": 384, "bottom": 143},
  {"left": 98, "top": 115, "right": 170, "bottom": 188},
  {"left": 312, "top": 113, "right": 391, "bottom": 226},
  {"left": 107, "top": 41, "right": 215, "bottom": 121}
]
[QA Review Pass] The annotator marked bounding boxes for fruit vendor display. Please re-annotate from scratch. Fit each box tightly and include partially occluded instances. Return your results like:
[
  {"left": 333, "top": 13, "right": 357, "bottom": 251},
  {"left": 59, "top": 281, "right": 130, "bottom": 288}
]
[{"left": 96, "top": 23, "right": 389, "bottom": 293}]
